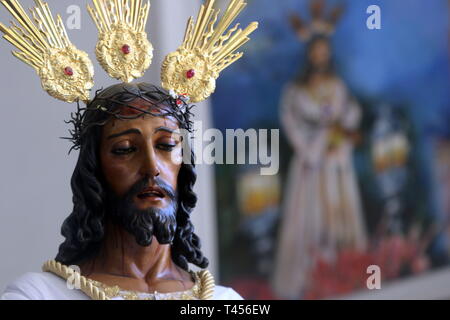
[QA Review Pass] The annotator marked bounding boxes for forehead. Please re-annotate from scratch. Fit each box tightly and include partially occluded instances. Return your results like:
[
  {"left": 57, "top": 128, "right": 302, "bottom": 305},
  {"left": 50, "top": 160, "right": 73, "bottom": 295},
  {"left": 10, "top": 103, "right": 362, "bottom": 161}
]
[{"left": 102, "top": 98, "right": 180, "bottom": 134}]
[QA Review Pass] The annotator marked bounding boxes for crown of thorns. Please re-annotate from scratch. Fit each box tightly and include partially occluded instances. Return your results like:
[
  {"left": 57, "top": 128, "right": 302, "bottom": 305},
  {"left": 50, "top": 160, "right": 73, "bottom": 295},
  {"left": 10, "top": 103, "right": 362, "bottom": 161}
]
[{"left": 64, "top": 85, "right": 194, "bottom": 153}]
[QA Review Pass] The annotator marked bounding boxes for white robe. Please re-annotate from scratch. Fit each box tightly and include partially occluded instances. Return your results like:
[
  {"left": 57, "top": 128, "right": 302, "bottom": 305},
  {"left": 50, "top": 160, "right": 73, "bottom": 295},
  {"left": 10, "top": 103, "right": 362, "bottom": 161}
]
[
  {"left": 272, "top": 79, "right": 368, "bottom": 299},
  {"left": 1, "top": 272, "right": 243, "bottom": 300}
]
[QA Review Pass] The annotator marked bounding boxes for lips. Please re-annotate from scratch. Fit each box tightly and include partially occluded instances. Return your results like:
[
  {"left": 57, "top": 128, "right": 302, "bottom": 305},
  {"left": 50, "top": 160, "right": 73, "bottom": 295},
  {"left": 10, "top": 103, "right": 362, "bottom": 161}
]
[{"left": 137, "top": 186, "right": 165, "bottom": 199}]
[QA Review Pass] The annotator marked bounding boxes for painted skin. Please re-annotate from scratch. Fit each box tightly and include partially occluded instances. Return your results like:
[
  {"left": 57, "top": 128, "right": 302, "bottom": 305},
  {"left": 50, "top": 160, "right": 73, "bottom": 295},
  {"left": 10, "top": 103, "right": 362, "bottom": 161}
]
[{"left": 79, "top": 98, "right": 194, "bottom": 294}]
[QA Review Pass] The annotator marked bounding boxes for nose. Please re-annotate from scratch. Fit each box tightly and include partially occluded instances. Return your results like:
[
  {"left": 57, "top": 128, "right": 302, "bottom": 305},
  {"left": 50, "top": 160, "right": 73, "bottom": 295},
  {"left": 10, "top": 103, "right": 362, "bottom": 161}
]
[{"left": 140, "top": 144, "right": 160, "bottom": 178}]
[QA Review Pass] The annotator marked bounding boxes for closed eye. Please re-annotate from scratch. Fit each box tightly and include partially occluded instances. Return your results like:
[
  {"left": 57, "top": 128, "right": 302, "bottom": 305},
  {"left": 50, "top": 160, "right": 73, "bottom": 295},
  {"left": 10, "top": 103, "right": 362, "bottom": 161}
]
[
  {"left": 111, "top": 146, "right": 137, "bottom": 155},
  {"left": 156, "top": 143, "right": 177, "bottom": 152}
]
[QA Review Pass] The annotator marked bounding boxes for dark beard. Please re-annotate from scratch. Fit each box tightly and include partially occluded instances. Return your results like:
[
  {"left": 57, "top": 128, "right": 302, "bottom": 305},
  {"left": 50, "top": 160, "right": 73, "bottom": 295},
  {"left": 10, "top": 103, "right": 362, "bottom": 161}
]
[{"left": 105, "top": 176, "right": 178, "bottom": 247}]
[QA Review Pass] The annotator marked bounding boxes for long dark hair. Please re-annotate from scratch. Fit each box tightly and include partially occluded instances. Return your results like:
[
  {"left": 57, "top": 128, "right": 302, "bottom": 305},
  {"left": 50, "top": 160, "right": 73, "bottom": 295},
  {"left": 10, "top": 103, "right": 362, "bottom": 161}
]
[{"left": 55, "top": 83, "right": 208, "bottom": 271}]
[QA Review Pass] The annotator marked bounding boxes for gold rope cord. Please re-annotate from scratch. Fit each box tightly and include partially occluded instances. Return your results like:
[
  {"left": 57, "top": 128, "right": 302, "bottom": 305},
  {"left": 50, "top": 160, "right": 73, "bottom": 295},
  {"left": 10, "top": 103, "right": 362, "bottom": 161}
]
[{"left": 42, "top": 259, "right": 215, "bottom": 300}]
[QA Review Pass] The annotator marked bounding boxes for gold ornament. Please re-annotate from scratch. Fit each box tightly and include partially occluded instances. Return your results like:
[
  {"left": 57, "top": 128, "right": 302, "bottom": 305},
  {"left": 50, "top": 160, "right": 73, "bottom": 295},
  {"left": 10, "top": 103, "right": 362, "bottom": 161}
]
[
  {"left": 0, "top": 0, "right": 258, "bottom": 104},
  {"left": 0, "top": 0, "right": 94, "bottom": 103},
  {"left": 161, "top": 0, "right": 258, "bottom": 103},
  {"left": 87, "top": 0, "right": 153, "bottom": 83}
]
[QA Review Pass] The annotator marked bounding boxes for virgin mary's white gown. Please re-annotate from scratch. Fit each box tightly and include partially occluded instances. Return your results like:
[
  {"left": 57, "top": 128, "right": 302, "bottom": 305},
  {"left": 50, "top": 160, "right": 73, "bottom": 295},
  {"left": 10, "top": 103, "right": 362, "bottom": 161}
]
[{"left": 272, "top": 79, "right": 368, "bottom": 299}]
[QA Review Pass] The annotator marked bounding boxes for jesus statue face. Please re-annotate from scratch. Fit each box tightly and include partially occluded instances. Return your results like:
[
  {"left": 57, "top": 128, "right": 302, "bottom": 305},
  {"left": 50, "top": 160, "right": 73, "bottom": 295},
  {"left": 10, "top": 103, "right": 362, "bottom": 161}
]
[
  {"left": 99, "top": 98, "right": 184, "bottom": 246},
  {"left": 56, "top": 83, "right": 209, "bottom": 270}
]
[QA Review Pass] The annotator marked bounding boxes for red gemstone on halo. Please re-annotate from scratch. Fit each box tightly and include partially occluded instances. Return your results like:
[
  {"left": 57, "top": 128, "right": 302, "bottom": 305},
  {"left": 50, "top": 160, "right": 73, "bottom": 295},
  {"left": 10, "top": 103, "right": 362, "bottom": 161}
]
[
  {"left": 186, "top": 69, "right": 195, "bottom": 79},
  {"left": 121, "top": 44, "right": 131, "bottom": 54},
  {"left": 64, "top": 67, "right": 73, "bottom": 76}
]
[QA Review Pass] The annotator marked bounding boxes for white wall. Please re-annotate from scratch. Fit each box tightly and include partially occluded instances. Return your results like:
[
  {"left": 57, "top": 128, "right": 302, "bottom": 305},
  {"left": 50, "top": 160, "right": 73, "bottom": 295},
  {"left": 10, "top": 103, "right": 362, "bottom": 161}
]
[{"left": 0, "top": 0, "right": 218, "bottom": 292}]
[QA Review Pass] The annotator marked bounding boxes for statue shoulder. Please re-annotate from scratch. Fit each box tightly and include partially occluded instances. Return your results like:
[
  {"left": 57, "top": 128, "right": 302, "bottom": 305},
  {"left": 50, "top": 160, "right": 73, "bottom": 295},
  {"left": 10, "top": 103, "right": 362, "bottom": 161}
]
[
  {"left": 2, "top": 272, "right": 55, "bottom": 300},
  {"left": 1, "top": 271, "right": 88, "bottom": 300}
]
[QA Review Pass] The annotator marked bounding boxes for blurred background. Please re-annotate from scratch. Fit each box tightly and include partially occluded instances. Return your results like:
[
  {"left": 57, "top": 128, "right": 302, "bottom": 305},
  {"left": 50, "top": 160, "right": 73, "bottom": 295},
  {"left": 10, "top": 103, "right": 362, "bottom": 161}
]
[
  {"left": 211, "top": 0, "right": 450, "bottom": 299},
  {"left": 0, "top": 0, "right": 450, "bottom": 300}
]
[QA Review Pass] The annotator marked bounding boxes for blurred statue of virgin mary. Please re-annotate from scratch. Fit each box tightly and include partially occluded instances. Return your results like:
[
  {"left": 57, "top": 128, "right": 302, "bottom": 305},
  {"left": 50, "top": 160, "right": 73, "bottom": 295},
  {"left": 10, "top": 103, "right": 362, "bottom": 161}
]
[{"left": 272, "top": 1, "right": 368, "bottom": 299}]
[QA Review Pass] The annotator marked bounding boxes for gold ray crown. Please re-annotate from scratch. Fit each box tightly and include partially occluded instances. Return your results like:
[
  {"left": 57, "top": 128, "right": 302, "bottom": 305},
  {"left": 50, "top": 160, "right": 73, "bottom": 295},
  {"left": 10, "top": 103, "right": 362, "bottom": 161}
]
[
  {"left": 161, "top": 0, "right": 258, "bottom": 103},
  {"left": 87, "top": 0, "right": 153, "bottom": 83},
  {"left": 0, "top": 0, "right": 94, "bottom": 103},
  {"left": 0, "top": 0, "right": 257, "bottom": 104},
  {"left": 290, "top": 0, "right": 344, "bottom": 42}
]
